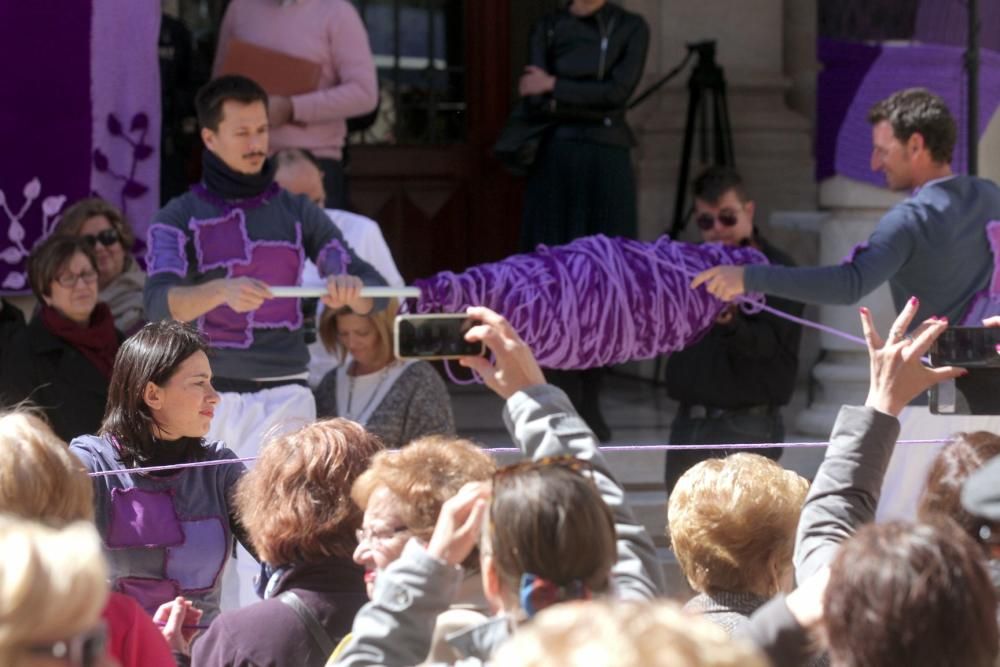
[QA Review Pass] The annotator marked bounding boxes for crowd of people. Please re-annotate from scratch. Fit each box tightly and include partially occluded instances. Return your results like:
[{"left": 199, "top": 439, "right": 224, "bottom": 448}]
[{"left": 4, "top": 0, "right": 1000, "bottom": 666}]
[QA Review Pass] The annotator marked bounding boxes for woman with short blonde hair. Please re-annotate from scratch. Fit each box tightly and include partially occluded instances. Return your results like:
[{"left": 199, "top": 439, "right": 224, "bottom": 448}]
[
  {"left": 0, "top": 516, "right": 111, "bottom": 667},
  {"left": 0, "top": 410, "right": 93, "bottom": 524},
  {"left": 668, "top": 453, "right": 808, "bottom": 634},
  {"left": 313, "top": 299, "right": 455, "bottom": 448}
]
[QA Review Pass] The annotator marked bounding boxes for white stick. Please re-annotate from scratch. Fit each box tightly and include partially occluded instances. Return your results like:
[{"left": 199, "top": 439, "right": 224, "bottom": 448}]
[{"left": 268, "top": 286, "right": 422, "bottom": 299}]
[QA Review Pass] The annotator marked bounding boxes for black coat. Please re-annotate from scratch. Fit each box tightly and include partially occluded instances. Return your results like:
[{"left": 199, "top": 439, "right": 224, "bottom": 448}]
[
  {"left": 527, "top": 2, "right": 650, "bottom": 147},
  {"left": 0, "top": 315, "right": 112, "bottom": 442},
  {"left": 666, "top": 237, "right": 805, "bottom": 409},
  {"left": 193, "top": 557, "right": 368, "bottom": 667}
]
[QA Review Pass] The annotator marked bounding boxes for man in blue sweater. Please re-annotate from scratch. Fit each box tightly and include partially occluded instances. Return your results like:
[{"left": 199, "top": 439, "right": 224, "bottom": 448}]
[{"left": 693, "top": 88, "right": 1000, "bottom": 326}]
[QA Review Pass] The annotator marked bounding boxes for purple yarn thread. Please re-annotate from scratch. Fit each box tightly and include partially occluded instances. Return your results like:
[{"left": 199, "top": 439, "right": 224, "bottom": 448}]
[
  {"left": 87, "top": 438, "right": 953, "bottom": 477},
  {"left": 410, "top": 235, "right": 768, "bottom": 373}
]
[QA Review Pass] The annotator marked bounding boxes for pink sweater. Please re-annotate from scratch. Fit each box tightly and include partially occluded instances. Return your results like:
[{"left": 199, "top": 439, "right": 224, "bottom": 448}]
[{"left": 213, "top": 0, "right": 378, "bottom": 160}]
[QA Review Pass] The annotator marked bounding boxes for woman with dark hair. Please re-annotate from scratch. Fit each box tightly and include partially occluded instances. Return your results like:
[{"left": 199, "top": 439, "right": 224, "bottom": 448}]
[
  {"left": 334, "top": 307, "right": 664, "bottom": 665},
  {"left": 69, "top": 320, "right": 246, "bottom": 625},
  {"left": 0, "top": 236, "right": 121, "bottom": 441},
  {"left": 191, "top": 418, "right": 382, "bottom": 666},
  {"left": 56, "top": 197, "right": 146, "bottom": 334},
  {"left": 824, "top": 518, "right": 997, "bottom": 667}
]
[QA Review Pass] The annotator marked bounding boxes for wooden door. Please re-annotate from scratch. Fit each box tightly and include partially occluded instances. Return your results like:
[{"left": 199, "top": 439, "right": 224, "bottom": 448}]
[{"left": 347, "top": 0, "right": 522, "bottom": 282}]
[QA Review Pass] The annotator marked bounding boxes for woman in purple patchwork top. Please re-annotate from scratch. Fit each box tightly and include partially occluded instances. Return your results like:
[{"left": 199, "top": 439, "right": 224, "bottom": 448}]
[{"left": 70, "top": 320, "right": 250, "bottom": 625}]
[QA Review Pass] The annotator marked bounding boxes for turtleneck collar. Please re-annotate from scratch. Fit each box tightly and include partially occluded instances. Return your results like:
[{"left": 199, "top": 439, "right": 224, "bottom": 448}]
[{"left": 201, "top": 147, "right": 278, "bottom": 201}]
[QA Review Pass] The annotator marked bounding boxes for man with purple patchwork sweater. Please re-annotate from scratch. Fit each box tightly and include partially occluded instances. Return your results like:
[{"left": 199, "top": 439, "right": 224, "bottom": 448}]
[{"left": 143, "top": 74, "right": 386, "bottom": 608}]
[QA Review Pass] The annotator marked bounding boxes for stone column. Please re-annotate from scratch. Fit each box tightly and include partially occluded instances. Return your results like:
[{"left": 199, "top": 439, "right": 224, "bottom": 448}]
[{"left": 793, "top": 176, "right": 902, "bottom": 436}]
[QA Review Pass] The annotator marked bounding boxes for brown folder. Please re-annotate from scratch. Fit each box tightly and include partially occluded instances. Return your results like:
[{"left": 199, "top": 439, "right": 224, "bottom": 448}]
[{"left": 217, "top": 39, "right": 322, "bottom": 97}]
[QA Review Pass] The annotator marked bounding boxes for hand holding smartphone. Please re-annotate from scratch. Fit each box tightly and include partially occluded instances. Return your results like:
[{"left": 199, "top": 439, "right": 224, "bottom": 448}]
[
  {"left": 929, "top": 326, "right": 1000, "bottom": 415},
  {"left": 394, "top": 314, "right": 486, "bottom": 360}
]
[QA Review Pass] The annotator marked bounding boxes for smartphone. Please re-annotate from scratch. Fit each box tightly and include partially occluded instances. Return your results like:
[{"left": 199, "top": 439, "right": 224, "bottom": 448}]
[
  {"left": 394, "top": 314, "right": 485, "bottom": 360},
  {"left": 929, "top": 327, "right": 1000, "bottom": 368},
  {"left": 929, "top": 327, "right": 1000, "bottom": 415}
]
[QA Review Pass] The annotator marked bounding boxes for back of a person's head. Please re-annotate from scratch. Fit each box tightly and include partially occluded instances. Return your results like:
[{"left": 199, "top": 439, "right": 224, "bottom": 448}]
[
  {"left": 824, "top": 518, "right": 998, "bottom": 667},
  {"left": 668, "top": 453, "right": 808, "bottom": 597},
  {"left": 488, "top": 460, "right": 616, "bottom": 604},
  {"left": 492, "top": 600, "right": 768, "bottom": 667},
  {"left": 0, "top": 410, "right": 94, "bottom": 524},
  {"left": 237, "top": 418, "right": 384, "bottom": 565},
  {"left": 0, "top": 515, "right": 108, "bottom": 665},
  {"left": 918, "top": 431, "right": 1000, "bottom": 541}
]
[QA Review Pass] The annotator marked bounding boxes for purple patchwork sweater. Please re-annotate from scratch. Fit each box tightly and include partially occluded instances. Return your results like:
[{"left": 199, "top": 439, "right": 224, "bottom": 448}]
[{"left": 70, "top": 434, "right": 246, "bottom": 624}]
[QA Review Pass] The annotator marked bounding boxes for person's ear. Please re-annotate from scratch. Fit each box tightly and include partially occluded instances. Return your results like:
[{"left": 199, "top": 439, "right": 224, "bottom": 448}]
[
  {"left": 201, "top": 127, "right": 216, "bottom": 151},
  {"left": 908, "top": 132, "right": 925, "bottom": 157},
  {"left": 143, "top": 381, "right": 164, "bottom": 411},
  {"left": 744, "top": 199, "right": 756, "bottom": 221}
]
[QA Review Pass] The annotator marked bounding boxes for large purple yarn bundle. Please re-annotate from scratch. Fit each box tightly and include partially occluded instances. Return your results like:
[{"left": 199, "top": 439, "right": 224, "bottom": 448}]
[{"left": 411, "top": 234, "right": 768, "bottom": 370}]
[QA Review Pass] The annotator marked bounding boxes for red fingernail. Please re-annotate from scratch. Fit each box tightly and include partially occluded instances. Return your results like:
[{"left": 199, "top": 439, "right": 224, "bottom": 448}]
[
  {"left": 909, "top": 296, "right": 919, "bottom": 306},
  {"left": 995, "top": 344, "right": 1000, "bottom": 352},
  {"left": 859, "top": 307, "right": 868, "bottom": 314}
]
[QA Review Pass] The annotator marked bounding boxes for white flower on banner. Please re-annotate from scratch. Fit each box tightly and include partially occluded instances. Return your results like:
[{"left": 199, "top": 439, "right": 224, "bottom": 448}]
[{"left": 0, "top": 178, "right": 67, "bottom": 290}]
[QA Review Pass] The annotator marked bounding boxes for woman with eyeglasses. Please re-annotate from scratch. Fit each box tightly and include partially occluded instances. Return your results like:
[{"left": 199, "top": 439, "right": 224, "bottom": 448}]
[
  {"left": 339, "top": 435, "right": 496, "bottom": 662},
  {"left": 0, "top": 515, "right": 116, "bottom": 667},
  {"left": 333, "top": 307, "right": 665, "bottom": 666},
  {"left": 190, "top": 418, "right": 382, "bottom": 667},
  {"left": 56, "top": 197, "right": 146, "bottom": 334},
  {"left": 0, "top": 236, "right": 121, "bottom": 441}
]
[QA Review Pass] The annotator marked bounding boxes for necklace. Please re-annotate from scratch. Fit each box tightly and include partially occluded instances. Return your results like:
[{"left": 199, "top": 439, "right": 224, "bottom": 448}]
[{"left": 345, "top": 363, "right": 391, "bottom": 421}]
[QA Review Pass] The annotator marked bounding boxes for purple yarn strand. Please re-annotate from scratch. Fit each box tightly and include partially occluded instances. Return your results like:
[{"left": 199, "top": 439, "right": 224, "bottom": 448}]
[{"left": 87, "top": 438, "right": 953, "bottom": 476}]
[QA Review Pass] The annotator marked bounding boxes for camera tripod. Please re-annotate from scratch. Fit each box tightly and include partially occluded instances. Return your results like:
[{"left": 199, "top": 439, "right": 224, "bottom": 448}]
[{"left": 669, "top": 40, "right": 735, "bottom": 238}]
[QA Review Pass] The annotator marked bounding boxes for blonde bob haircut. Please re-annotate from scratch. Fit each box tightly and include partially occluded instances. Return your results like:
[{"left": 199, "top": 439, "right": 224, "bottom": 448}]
[
  {"left": 236, "top": 418, "right": 384, "bottom": 564},
  {"left": 319, "top": 298, "right": 400, "bottom": 365},
  {"left": 0, "top": 516, "right": 109, "bottom": 666},
  {"left": 668, "top": 453, "right": 808, "bottom": 597},
  {"left": 0, "top": 410, "right": 94, "bottom": 524},
  {"left": 492, "top": 600, "right": 768, "bottom": 667},
  {"left": 351, "top": 435, "right": 496, "bottom": 563}
]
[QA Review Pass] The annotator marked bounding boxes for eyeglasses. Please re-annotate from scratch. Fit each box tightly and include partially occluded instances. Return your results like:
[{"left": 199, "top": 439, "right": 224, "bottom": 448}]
[
  {"left": 81, "top": 228, "right": 120, "bottom": 248},
  {"left": 26, "top": 621, "right": 107, "bottom": 667},
  {"left": 55, "top": 269, "right": 99, "bottom": 288},
  {"left": 356, "top": 525, "right": 410, "bottom": 549},
  {"left": 694, "top": 209, "right": 740, "bottom": 231}
]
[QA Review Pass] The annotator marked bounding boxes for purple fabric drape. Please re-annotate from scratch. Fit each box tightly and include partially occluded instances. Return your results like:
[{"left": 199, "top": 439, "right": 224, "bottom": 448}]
[
  {"left": 0, "top": 3, "right": 92, "bottom": 292},
  {"left": 0, "top": 1, "right": 160, "bottom": 294},
  {"left": 817, "top": 39, "right": 1000, "bottom": 187}
]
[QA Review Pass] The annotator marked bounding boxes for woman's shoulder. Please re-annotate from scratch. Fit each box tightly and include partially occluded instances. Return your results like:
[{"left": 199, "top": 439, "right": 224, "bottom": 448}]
[
  {"left": 398, "top": 360, "right": 445, "bottom": 384},
  {"left": 68, "top": 434, "right": 118, "bottom": 470}
]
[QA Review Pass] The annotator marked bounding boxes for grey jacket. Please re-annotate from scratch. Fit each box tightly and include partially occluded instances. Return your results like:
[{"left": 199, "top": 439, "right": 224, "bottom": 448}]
[
  {"left": 333, "top": 384, "right": 665, "bottom": 666},
  {"left": 738, "top": 405, "right": 900, "bottom": 666}
]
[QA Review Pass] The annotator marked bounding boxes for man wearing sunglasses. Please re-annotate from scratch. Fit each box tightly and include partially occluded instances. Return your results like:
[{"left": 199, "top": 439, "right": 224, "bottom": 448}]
[{"left": 663, "top": 166, "right": 803, "bottom": 494}]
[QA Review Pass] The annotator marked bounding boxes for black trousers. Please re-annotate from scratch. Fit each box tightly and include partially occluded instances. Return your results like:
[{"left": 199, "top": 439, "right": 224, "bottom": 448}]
[{"left": 664, "top": 410, "right": 783, "bottom": 495}]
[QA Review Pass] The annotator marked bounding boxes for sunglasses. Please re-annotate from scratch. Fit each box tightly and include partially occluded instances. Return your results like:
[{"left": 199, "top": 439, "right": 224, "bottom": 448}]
[
  {"left": 26, "top": 621, "right": 107, "bottom": 667},
  {"left": 81, "top": 228, "right": 120, "bottom": 248},
  {"left": 694, "top": 209, "right": 739, "bottom": 231}
]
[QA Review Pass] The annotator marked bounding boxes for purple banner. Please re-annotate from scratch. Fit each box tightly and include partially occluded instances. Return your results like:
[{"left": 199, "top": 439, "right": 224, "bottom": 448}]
[
  {"left": 0, "top": 3, "right": 92, "bottom": 292},
  {"left": 817, "top": 38, "right": 1000, "bottom": 187}
]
